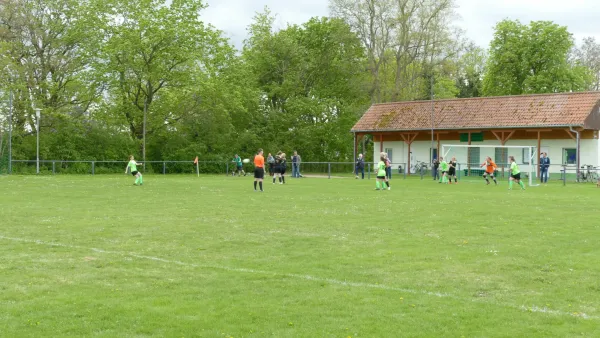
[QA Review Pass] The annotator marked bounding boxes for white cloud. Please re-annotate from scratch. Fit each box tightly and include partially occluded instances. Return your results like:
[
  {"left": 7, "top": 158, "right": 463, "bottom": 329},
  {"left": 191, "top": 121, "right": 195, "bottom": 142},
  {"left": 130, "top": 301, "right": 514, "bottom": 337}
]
[
  {"left": 454, "top": 0, "right": 600, "bottom": 48},
  {"left": 202, "top": 0, "right": 600, "bottom": 50},
  {"left": 202, "top": 0, "right": 328, "bottom": 48}
]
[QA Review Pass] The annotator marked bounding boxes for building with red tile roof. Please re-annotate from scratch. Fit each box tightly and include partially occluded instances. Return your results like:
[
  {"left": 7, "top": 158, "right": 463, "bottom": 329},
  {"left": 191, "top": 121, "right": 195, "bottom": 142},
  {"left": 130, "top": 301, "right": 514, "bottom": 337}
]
[{"left": 351, "top": 92, "right": 600, "bottom": 177}]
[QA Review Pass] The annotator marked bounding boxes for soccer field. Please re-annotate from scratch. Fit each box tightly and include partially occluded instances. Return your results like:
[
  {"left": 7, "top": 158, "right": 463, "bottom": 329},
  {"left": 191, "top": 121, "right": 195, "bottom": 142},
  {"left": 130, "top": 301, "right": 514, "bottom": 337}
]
[{"left": 1, "top": 175, "right": 599, "bottom": 337}]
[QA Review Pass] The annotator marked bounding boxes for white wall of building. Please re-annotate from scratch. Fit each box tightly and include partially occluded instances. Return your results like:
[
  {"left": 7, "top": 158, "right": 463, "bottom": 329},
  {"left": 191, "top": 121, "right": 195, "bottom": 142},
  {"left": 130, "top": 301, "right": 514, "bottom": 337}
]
[{"left": 374, "top": 138, "right": 600, "bottom": 174}]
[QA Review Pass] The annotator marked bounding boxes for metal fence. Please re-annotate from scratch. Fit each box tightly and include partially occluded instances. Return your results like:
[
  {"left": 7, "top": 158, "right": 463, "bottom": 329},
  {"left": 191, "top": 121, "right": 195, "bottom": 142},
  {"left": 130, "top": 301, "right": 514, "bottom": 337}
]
[
  {"left": 8, "top": 160, "right": 228, "bottom": 175},
  {"left": 3, "top": 160, "right": 599, "bottom": 185},
  {"left": 404, "top": 162, "right": 600, "bottom": 184},
  {"left": 4, "top": 160, "right": 412, "bottom": 179}
]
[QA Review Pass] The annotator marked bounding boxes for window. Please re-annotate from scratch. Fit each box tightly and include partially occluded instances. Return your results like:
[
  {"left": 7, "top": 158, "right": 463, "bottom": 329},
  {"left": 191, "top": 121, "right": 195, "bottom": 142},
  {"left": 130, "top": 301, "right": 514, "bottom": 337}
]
[
  {"left": 495, "top": 147, "right": 509, "bottom": 166},
  {"left": 430, "top": 148, "right": 438, "bottom": 162},
  {"left": 468, "top": 147, "right": 480, "bottom": 166},
  {"left": 385, "top": 148, "right": 393, "bottom": 163},
  {"left": 563, "top": 148, "right": 576, "bottom": 165},
  {"left": 521, "top": 148, "right": 535, "bottom": 164}
]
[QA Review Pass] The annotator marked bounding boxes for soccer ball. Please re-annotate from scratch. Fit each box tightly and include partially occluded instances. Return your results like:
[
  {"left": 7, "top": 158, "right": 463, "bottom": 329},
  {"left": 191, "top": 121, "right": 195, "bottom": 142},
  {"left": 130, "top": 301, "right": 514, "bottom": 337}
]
[{"left": 242, "top": 159, "right": 250, "bottom": 164}]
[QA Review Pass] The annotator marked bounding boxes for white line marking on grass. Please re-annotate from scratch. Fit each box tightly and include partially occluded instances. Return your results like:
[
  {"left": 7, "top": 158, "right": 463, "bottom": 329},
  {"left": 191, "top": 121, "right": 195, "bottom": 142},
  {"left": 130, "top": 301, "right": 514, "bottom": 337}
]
[{"left": 1, "top": 235, "right": 597, "bottom": 321}]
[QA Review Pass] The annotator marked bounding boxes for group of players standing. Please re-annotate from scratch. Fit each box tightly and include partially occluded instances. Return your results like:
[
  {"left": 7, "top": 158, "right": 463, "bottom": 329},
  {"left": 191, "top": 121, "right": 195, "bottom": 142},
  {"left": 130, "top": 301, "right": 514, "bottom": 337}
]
[
  {"left": 249, "top": 149, "right": 526, "bottom": 193},
  {"left": 435, "top": 155, "right": 525, "bottom": 190},
  {"left": 434, "top": 156, "right": 459, "bottom": 184},
  {"left": 251, "top": 149, "right": 289, "bottom": 192}
]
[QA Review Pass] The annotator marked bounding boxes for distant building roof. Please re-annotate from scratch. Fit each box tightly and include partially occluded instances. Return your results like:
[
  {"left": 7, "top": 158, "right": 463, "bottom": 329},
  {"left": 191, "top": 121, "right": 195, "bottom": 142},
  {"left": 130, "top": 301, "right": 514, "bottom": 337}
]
[{"left": 352, "top": 92, "right": 600, "bottom": 132}]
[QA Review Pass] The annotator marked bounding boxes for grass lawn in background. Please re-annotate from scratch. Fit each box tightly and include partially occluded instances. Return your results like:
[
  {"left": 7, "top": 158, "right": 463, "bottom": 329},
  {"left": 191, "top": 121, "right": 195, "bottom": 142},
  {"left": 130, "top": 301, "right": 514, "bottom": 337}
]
[{"left": 1, "top": 175, "right": 599, "bottom": 337}]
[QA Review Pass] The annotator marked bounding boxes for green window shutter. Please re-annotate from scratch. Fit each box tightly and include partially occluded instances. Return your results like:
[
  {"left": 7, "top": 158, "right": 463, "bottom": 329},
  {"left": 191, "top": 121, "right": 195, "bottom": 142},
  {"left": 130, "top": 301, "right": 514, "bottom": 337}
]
[{"left": 460, "top": 132, "right": 484, "bottom": 142}]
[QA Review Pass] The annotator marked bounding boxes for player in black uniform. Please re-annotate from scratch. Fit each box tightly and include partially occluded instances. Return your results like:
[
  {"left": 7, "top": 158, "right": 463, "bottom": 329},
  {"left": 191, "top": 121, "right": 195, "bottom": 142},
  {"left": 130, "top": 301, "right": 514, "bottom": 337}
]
[
  {"left": 448, "top": 156, "right": 458, "bottom": 184},
  {"left": 272, "top": 152, "right": 281, "bottom": 184},
  {"left": 272, "top": 152, "right": 287, "bottom": 184},
  {"left": 279, "top": 152, "right": 287, "bottom": 184}
]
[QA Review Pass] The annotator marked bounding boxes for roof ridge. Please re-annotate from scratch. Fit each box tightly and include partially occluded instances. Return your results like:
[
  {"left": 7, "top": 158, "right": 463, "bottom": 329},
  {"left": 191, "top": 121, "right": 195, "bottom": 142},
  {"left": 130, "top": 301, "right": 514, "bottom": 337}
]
[{"left": 371, "top": 91, "right": 600, "bottom": 106}]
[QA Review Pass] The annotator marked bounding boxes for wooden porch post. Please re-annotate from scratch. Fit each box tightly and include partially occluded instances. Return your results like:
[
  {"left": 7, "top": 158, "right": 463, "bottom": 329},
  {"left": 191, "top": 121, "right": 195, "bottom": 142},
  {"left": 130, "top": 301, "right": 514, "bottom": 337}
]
[
  {"left": 467, "top": 132, "right": 472, "bottom": 176},
  {"left": 353, "top": 133, "right": 358, "bottom": 172},
  {"left": 401, "top": 133, "right": 419, "bottom": 176},
  {"left": 491, "top": 130, "right": 516, "bottom": 177},
  {"left": 537, "top": 131, "right": 541, "bottom": 178},
  {"left": 525, "top": 129, "right": 552, "bottom": 180},
  {"left": 436, "top": 132, "right": 440, "bottom": 158}
]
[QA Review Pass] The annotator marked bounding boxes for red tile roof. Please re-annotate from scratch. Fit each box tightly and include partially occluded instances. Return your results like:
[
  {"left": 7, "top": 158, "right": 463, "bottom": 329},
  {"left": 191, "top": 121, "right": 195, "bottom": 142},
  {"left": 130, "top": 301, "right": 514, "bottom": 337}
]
[{"left": 352, "top": 92, "right": 600, "bottom": 132}]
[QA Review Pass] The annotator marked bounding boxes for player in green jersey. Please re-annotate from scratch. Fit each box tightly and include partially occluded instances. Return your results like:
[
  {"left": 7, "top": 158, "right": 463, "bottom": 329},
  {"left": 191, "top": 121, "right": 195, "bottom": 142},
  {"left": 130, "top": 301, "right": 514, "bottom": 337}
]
[
  {"left": 508, "top": 156, "right": 525, "bottom": 190},
  {"left": 125, "top": 155, "right": 143, "bottom": 186},
  {"left": 376, "top": 153, "right": 389, "bottom": 190},
  {"left": 439, "top": 157, "right": 449, "bottom": 184},
  {"left": 231, "top": 154, "right": 246, "bottom": 176}
]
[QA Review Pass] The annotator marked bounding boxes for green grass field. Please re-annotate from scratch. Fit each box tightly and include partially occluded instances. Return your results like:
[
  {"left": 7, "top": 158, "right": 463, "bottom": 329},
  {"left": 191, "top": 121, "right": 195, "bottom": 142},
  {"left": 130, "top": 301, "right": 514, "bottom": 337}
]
[{"left": 1, "top": 174, "right": 599, "bottom": 337}]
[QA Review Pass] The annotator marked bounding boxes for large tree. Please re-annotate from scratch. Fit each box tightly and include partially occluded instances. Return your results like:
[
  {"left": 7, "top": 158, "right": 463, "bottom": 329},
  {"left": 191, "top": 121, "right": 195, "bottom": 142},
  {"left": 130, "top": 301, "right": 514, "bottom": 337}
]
[
  {"left": 96, "top": 0, "right": 226, "bottom": 161},
  {"left": 0, "top": 0, "right": 103, "bottom": 137},
  {"left": 573, "top": 37, "right": 600, "bottom": 91},
  {"left": 455, "top": 44, "right": 486, "bottom": 98},
  {"left": 483, "top": 20, "right": 592, "bottom": 96},
  {"left": 330, "top": 0, "right": 464, "bottom": 103},
  {"left": 243, "top": 11, "right": 369, "bottom": 161}
]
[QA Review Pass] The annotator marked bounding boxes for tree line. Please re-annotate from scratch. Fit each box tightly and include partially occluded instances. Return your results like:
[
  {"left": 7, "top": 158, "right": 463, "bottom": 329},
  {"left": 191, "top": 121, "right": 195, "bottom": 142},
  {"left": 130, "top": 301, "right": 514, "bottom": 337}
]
[{"left": 1, "top": 0, "right": 599, "bottom": 173}]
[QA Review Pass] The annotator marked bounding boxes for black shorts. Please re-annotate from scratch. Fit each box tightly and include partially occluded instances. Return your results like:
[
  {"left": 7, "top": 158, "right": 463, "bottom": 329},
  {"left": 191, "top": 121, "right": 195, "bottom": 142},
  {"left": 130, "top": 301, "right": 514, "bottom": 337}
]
[
  {"left": 280, "top": 167, "right": 287, "bottom": 175},
  {"left": 511, "top": 173, "right": 521, "bottom": 180},
  {"left": 131, "top": 171, "right": 139, "bottom": 176},
  {"left": 376, "top": 175, "right": 386, "bottom": 180},
  {"left": 448, "top": 168, "right": 456, "bottom": 175},
  {"left": 254, "top": 167, "right": 265, "bottom": 179},
  {"left": 236, "top": 166, "right": 243, "bottom": 171},
  {"left": 441, "top": 171, "right": 448, "bottom": 175}
]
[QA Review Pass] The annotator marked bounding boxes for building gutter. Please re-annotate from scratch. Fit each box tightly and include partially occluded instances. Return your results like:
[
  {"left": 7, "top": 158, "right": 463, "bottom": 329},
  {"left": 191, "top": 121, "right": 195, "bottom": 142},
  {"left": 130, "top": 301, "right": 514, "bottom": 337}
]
[{"left": 351, "top": 125, "right": 585, "bottom": 133}]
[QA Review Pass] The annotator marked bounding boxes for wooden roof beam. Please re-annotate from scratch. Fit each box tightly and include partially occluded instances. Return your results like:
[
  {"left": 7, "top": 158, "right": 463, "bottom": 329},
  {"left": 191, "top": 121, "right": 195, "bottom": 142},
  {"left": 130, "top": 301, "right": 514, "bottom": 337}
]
[
  {"left": 491, "top": 130, "right": 516, "bottom": 145},
  {"left": 399, "top": 132, "right": 419, "bottom": 145},
  {"left": 408, "top": 132, "right": 419, "bottom": 144},
  {"left": 505, "top": 130, "right": 516, "bottom": 143},
  {"left": 565, "top": 129, "right": 577, "bottom": 141}
]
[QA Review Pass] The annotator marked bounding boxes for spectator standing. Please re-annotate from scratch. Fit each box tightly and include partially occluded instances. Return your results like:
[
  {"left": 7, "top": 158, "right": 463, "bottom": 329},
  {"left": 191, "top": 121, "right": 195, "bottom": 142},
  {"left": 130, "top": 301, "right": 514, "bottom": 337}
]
[
  {"left": 267, "top": 153, "right": 275, "bottom": 177},
  {"left": 432, "top": 158, "right": 440, "bottom": 181},
  {"left": 355, "top": 154, "right": 365, "bottom": 179},
  {"left": 540, "top": 152, "right": 550, "bottom": 183},
  {"left": 385, "top": 154, "right": 392, "bottom": 180},
  {"left": 292, "top": 151, "right": 302, "bottom": 178}
]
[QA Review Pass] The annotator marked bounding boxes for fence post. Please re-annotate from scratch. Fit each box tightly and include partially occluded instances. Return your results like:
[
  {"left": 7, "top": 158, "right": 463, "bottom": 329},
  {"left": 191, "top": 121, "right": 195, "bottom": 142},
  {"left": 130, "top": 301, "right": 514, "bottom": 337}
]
[
  {"left": 226, "top": 162, "right": 229, "bottom": 176},
  {"left": 163, "top": 162, "right": 166, "bottom": 175},
  {"left": 328, "top": 162, "right": 331, "bottom": 179},
  {"left": 403, "top": 163, "right": 406, "bottom": 179},
  {"left": 92, "top": 161, "right": 95, "bottom": 175},
  {"left": 420, "top": 165, "right": 424, "bottom": 180},
  {"left": 368, "top": 163, "right": 371, "bottom": 180},
  {"left": 561, "top": 166, "right": 566, "bottom": 186},
  {"left": 458, "top": 163, "right": 461, "bottom": 181},
  {"left": 52, "top": 161, "right": 56, "bottom": 175}
]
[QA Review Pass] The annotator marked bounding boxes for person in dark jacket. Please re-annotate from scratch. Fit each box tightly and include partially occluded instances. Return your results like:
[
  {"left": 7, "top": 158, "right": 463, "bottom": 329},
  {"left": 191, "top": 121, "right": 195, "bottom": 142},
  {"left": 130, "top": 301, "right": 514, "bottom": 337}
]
[
  {"left": 267, "top": 153, "right": 275, "bottom": 176},
  {"left": 540, "top": 152, "right": 550, "bottom": 183},
  {"left": 432, "top": 158, "right": 440, "bottom": 181},
  {"left": 292, "top": 151, "right": 302, "bottom": 178},
  {"left": 384, "top": 154, "right": 392, "bottom": 180},
  {"left": 355, "top": 154, "right": 365, "bottom": 179},
  {"left": 272, "top": 152, "right": 287, "bottom": 184}
]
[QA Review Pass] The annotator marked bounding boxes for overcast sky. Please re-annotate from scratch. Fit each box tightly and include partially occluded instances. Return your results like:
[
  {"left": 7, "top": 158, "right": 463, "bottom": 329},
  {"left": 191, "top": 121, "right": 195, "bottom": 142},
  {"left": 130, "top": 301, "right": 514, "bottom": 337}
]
[{"left": 203, "top": 0, "right": 600, "bottom": 50}]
